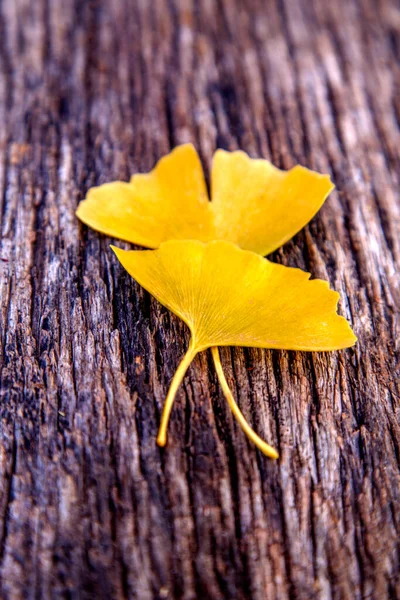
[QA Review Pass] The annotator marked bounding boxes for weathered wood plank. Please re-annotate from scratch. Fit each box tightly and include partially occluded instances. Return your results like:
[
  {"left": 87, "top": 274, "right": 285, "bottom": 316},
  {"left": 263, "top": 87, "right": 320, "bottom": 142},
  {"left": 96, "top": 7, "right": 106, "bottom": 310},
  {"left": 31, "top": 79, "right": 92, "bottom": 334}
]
[{"left": 0, "top": 0, "right": 399, "bottom": 598}]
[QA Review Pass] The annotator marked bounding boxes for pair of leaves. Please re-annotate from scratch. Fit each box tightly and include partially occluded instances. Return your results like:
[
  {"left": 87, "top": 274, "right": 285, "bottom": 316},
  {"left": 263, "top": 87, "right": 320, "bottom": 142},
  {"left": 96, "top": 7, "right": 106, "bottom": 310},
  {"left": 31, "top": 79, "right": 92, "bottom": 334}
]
[{"left": 76, "top": 144, "right": 356, "bottom": 458}]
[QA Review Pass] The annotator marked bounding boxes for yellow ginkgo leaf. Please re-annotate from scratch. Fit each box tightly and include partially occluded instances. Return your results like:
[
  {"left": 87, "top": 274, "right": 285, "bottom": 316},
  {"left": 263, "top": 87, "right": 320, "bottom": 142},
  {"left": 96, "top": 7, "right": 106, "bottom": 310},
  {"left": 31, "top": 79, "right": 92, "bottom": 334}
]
[
  {"left": 77, "top": 144, "right": 333, "bottom": 255},
  {"left": 112, "top": 240, "right": 356, "bottom": 458}
]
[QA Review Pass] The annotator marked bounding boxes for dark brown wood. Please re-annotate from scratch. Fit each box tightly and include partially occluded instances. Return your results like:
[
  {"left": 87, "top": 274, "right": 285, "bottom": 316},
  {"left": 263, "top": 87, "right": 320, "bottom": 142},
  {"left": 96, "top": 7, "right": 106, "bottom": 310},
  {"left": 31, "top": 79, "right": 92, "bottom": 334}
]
[{"left": 0, "top": 0, "right": 399, "bottom": 598}]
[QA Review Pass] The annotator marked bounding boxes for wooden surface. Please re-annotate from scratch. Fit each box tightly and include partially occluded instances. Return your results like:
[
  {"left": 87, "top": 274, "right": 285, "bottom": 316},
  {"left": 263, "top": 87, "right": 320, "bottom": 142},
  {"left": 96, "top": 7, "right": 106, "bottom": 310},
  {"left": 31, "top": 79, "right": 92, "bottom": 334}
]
[{"left": 0, "top": 0, "right": 399, "bottom": 598}]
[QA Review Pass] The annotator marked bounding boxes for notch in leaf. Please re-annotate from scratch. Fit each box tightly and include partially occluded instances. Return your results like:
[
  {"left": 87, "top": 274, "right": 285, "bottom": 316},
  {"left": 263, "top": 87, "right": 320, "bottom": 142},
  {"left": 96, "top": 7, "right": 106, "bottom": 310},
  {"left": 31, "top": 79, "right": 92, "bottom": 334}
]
[{"left": 112, "top": 241, "right": 357, "bottom": 458}]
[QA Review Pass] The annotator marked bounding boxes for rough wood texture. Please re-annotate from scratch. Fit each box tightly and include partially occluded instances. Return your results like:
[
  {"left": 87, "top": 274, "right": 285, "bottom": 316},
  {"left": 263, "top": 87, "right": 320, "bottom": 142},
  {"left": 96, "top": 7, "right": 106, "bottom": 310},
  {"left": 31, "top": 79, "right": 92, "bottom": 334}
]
[{"left": 0, "top": 0, "right": 399, "bottom": 598}]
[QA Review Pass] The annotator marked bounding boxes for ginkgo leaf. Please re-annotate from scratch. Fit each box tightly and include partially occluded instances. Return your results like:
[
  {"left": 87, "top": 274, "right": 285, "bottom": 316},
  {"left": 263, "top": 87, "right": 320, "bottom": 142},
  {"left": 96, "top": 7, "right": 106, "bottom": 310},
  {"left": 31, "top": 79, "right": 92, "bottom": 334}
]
[
  {"left": 77, "top": 144, "right": 333, "bottom": 255},
  {"left": 112, "top": 240, "right": 356, "bottom": 457}
]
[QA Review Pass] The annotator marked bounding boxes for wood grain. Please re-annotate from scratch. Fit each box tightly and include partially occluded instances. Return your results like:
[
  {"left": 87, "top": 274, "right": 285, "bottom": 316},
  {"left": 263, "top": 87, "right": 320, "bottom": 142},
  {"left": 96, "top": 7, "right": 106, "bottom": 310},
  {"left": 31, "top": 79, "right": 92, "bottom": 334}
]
[{"left": 0, "top": 0, "right": 399, "bottom": 598}]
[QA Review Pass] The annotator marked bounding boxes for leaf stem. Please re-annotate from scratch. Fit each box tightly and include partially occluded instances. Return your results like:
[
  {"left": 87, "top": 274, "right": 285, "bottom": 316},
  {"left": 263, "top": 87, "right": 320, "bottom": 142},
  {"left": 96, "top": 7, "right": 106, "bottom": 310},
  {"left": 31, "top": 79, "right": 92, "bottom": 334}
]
[
  {"left": 157, "top": 344, "right": 198, "bottom": 447},
  {"left": 211, "top": 346, "right": 279, "bottom": 459}
]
